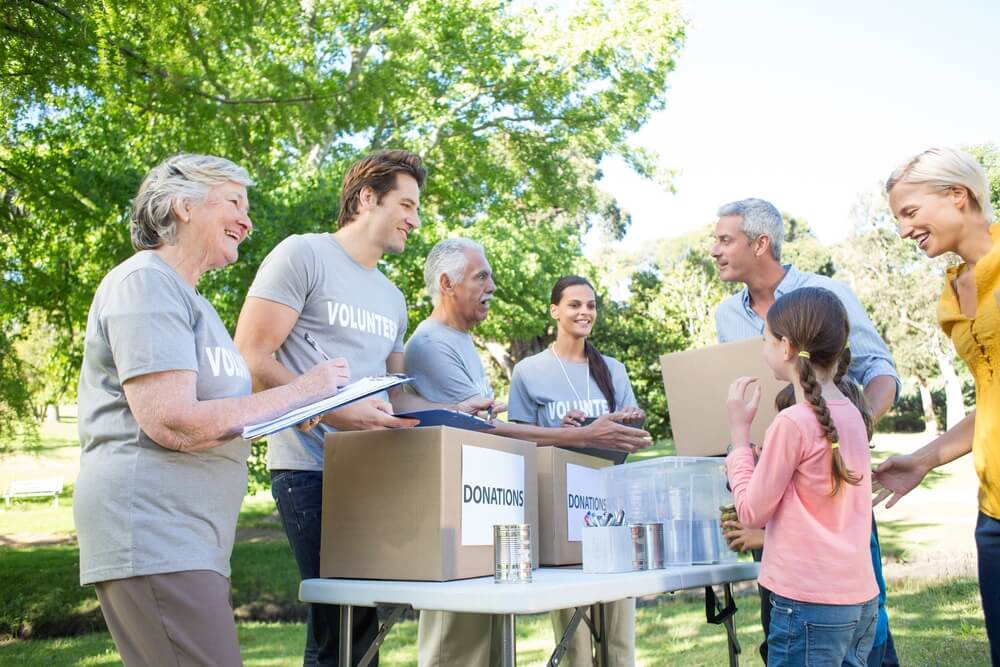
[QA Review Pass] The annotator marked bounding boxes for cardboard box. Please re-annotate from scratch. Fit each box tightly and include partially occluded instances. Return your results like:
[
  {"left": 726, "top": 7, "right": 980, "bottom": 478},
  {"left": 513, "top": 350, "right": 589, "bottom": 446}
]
[
  {"left": 320, "top": 426, "right": 539, "bottom": 581},
  {"left": 536, "top": 447, "right": 614, "bottom": 565},
  {"left": 660, "top": 338, "right": 789, "bottom": 456}
]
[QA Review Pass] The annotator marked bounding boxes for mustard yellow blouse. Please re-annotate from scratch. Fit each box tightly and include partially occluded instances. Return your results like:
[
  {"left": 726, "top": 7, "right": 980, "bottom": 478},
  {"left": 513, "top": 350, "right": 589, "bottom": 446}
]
[{"left": 939, "top": 223, "right": 1000, "bottom": 520}]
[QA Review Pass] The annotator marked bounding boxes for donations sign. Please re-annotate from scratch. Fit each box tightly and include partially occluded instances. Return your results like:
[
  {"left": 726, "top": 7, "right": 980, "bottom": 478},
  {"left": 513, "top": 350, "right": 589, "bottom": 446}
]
[
  {"left": 565, "top": 462, "right": 608, "bottom": 542},
  {"left": 461, "top": 444, "right": 526, "bottom": 546}
]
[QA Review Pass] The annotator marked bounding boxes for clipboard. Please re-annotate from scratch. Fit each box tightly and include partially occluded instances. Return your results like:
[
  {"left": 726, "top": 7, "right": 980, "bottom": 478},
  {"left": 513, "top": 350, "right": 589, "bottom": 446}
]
[
  {"left": 393, "top": 409, "right": 496, "bottom": 431},
  {"left": 243, "top": 375, "right": 412, "bottom": 440}
]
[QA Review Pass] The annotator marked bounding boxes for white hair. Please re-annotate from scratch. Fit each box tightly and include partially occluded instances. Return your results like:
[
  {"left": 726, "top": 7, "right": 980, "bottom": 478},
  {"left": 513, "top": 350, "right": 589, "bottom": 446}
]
[
  {"left": 717, "top": 198, "right": 784, "bottom": 261},
  {"left": 886, "top": 147, "right": 994, "bottom": 224},
  {"left": 130, "top": 153, "right": 254, "bottom": 250},
  {"left": 424, "top": 237, "right": 484, "bottom": 306}
]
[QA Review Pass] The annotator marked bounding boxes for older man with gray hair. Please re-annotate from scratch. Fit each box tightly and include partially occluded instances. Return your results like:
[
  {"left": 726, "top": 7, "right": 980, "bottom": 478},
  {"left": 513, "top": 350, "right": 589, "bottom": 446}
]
[
  {"left": 710, "top": 197, "right": 901, "bottom": 667},
  {"left": 403, "top": 238, "right": 498, "bottom": 407},
  {"left": 406, "top": 237, "right": 650, "bottom": 666}
]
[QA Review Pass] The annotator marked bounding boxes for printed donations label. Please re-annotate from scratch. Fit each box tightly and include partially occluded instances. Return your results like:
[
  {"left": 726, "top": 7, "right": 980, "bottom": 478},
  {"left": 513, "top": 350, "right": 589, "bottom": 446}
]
[
  {"left": 461, "top": 445, "right": 526, "bottom": 546},
  {"left": 565, "top": 462, "right": 608, "bottom": 542}
]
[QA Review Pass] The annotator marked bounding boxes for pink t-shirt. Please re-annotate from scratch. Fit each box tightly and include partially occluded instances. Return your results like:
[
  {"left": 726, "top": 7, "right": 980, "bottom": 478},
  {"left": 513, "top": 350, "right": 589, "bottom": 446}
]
[{"left": 726, "top": 399, "right": 878, "bottom": 605}]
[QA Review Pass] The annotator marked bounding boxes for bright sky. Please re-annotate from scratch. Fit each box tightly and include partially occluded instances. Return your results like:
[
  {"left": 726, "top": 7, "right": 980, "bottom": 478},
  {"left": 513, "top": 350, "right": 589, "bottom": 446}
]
[{"left": 593, "top": 0, "right": 1000, "bottom": 254}]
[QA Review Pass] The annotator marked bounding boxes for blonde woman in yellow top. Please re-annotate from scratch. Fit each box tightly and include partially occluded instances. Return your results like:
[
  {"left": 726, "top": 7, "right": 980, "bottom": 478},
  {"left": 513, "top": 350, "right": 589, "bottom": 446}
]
[{"left": 875, "top": 146, "right": 998, "bottom": 664}]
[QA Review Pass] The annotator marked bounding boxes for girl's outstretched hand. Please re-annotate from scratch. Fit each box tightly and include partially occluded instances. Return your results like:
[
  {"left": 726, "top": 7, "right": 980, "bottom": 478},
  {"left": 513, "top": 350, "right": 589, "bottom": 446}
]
[{"left": 727, "top": 376, "right": 761, "bottom": 445}]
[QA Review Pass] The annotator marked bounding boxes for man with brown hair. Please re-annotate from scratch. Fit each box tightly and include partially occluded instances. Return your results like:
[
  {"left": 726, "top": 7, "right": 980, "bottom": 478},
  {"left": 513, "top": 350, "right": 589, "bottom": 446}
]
[{"left": 235, "top": 149, "right": 426, "bottom": 666}]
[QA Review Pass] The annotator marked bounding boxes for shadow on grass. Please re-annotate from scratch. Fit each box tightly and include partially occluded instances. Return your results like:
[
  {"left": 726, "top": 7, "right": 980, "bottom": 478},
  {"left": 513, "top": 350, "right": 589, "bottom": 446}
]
[
  {"left": 635, "top": 577, "right": 988, "bottom": 667},
  {"left": 1, "top": 536, "right": 309, "bottom": 639},
  {"left": 236, "top": 496, "right": 284, "bottom": 533},
  {"left": 875, "top": 518, "right": 940, "bottom": 562},
  {"left": 0, "top": 578, "right": 987, "bottom": 666}
]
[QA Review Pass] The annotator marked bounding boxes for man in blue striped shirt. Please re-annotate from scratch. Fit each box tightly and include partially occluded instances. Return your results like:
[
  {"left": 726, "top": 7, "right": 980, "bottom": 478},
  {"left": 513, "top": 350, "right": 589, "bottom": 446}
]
[{"left": 711, "top": 198, "right": 900, "bottom": 667}]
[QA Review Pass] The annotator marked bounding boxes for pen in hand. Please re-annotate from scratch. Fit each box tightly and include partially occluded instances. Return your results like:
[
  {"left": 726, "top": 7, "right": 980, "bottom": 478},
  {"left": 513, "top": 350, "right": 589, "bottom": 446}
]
[{"left": 303, "top": 332, "right": 330, "bottom": 361}]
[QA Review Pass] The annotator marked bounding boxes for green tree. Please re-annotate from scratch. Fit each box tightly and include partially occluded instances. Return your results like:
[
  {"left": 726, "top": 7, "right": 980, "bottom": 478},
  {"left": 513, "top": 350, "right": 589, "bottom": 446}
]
[
  {"left": 782, "top": 213, "right": 834, "bottom": 277},
  {"left": 833, "top": 195, "right": 960, "bottom": 432},
  {"left": 591, "top": 269, "right": 687, "bottom": 440},
  {"left": 0, "top": 0, "right": 687, "bottom": 443}
]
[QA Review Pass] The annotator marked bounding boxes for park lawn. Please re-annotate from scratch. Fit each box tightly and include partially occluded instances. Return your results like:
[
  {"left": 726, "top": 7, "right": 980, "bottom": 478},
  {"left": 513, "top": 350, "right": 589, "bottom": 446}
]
[
  {"left": 0, "top": 534, "right": 306, "bottom": 640},
  {"left": 0, "top": 421, "right": 989, "bottom": 664},
  {"left": 0, "top": 578, "right": 989, "bottom": 666}
]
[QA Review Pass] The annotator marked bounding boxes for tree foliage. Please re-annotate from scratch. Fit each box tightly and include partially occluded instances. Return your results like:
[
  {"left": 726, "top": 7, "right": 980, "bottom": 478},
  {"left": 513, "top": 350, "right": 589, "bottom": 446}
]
[{"left": 0, "top": 0, "right": 687, "bottom": 444}]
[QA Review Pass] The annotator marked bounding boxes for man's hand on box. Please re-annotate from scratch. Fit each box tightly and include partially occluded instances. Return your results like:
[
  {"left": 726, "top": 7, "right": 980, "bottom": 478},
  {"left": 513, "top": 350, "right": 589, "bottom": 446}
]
[
  {"left": 323, "top": 398, "right": 419, "bottom": 431},
  {"left": 581, "top": 414, "right": 653, "bottom": 453},
  {"left": 722, "top": 520, "right": 764, "bottom": 552}
]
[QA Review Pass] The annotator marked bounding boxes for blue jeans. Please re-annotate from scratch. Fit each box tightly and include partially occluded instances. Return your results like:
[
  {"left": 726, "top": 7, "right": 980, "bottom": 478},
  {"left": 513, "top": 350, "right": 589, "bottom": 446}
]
[
  {"left": 977, "top": 511, "right": 1000, "bottom": 666},
  {"left": 271, "top": 470, "right": 379, "bottom": 667},
  {"left": 767, "top": 593, "right": 878, "bottom": 667},
  {"left": 755, "top": 515, "right": 898, "bottom": 666},
  {"left": 867, "top": 632, "right": 899, "bottom": 667}
]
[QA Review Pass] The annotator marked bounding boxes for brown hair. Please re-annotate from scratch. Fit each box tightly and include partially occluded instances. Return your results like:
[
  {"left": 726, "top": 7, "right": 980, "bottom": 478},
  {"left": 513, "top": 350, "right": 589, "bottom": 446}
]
[
  {"left": 767, "top": 287, "right": 869, "bottom": 495},
  {"left": 336, "top": 150, "right": 426, "bottom": 228},
  {"left": 551, "top": 276, "right": 616, "bottom": 412}
]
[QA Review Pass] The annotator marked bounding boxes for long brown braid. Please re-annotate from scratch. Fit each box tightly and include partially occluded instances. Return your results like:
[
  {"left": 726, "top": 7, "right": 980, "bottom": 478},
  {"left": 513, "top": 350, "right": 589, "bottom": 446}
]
[
  {"left": 774, "top": 347, "right": 873, "bottom": 439},
  {"left": 767, "top": 288, "right": 866, "bottom": 495}
]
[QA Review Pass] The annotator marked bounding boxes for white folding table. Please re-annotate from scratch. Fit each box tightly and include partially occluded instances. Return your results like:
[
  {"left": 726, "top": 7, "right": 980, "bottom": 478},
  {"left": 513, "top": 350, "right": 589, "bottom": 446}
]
[{"left": 300, "top": 562, "right": 759, "bottom": 666}]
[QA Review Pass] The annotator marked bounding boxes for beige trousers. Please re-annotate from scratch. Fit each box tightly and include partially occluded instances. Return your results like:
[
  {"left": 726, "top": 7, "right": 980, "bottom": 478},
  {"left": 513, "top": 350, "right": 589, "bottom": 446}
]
[
  {"left": 417, "top": 600, "right": 635, "bottom": 667},
  {"left": 95, "top": 569, "right": 242, "bottom": 667},
  {"left": 417, "top": 611, "right": 506, "bottom": 666},
  {"left": 551, "top": 599, "right": 636, "bottom": 667}
]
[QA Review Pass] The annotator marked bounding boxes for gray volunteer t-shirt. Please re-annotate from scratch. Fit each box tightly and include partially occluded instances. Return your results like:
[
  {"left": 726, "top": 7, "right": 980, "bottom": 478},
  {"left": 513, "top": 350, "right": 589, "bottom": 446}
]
[
  {"left": 75, "top": 251, "right": 252, "bottom": 585},
  {"left": 508, "top": 348, "right": 637, "bottom": 462},
  {"left": 404, "top": 319, "right": 493, "bottom": 403},
  {"left": 247, "top": 233, "right": 407, "bottom": 470}
]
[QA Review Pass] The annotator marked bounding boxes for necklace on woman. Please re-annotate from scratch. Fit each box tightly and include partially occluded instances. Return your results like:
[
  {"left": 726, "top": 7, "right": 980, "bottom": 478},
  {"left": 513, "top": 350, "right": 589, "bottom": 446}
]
[{"left": 551, "top": 345, "right": 590, "bottom": 403}]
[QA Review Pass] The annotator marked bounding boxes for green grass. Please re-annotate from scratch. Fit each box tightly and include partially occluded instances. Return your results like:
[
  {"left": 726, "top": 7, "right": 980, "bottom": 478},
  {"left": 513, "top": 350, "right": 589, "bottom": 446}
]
[
  {"left": 0, "top": 538, "right": 305, "bottom": 640},
  {"left": 0, "top": 500, "right": 77, "bottom": 536},
  {"left": 0, "top": 424, "right": 990, "bottom": 664},
  {"left": 0, "top": 417, "right": 78, "bottom": 458},
  {"left": 627, "top": 438, "right": 676, "bottom": 461},
  {"left": 0, "top": 493, "right": 300, "bottom": 639},
  {"left": 0, "top": 578, "right": 988, "bottom": 666}
]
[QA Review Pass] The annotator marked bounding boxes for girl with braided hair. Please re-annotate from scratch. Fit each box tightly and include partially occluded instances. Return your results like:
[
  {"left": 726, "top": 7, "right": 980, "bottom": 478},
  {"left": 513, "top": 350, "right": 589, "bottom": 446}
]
[{"left": 726, "top": 286, "right": 879, "bottom": 666}]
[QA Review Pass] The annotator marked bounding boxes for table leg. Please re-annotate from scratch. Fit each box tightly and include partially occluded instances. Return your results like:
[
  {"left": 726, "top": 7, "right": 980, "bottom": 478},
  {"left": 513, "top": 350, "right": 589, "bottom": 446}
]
[
  {"left": 357, "top": 604, "right": 407, "bottom": 667},
  {"left": 549, "top": 606, "right": 588, "bottom": 666},
  {"left": 340, "top": 604, "right": 353, "bottom": 667},
  {"left": 500, "top": 613, "right": 517, "bottom": 667},
  {"left": 722, "top": 584, "right": 740, "bottom": 667}
]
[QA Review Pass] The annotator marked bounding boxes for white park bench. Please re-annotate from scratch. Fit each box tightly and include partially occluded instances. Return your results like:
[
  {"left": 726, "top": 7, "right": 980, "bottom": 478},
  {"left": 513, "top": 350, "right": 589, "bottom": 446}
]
[{"left": 3, "top": 477, "right": 64, "bottom": 508}]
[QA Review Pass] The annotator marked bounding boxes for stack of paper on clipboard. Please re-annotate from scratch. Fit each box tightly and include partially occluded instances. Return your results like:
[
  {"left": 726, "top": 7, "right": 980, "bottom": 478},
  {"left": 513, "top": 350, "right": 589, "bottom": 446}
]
[{"left": 243, "top": 375, "right": 412, "bottom": 440}]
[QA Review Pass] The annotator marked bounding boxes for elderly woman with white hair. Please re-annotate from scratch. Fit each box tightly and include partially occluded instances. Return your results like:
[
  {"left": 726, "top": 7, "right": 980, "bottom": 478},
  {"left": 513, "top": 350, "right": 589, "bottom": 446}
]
[
  {"left": 875, "top": 146, "right": 999, "bottom": 664},
  {"left": 74, "top": 154, "right": 350, "bottom": 666}
]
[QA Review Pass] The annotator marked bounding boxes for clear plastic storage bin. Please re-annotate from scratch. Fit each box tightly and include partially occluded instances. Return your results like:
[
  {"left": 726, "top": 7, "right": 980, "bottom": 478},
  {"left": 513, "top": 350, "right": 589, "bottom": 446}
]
[{"left": 600, "top": 457, "right": 737, "bottom": 566}]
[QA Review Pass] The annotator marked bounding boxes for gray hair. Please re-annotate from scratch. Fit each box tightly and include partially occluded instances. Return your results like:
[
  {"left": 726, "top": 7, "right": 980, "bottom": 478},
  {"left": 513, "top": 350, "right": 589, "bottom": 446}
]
[
  {"left": 886, "top": 147, "right": 994, "bottom": 224},
  {"left": 717, "top": 198, "right": 784, "bottom": 261},
  {"left": 424, "top": 237, "right": 485, "bottom": 306},
  {"left": 130, "top": 154, "right": 254, "bottom": 251}
]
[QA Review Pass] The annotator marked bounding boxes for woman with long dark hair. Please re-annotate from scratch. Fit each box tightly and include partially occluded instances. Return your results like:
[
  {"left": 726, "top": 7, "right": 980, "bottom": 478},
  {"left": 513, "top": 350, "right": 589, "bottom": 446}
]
[{"left": 508, "top": 275, "right": 644, "bottom": 667}]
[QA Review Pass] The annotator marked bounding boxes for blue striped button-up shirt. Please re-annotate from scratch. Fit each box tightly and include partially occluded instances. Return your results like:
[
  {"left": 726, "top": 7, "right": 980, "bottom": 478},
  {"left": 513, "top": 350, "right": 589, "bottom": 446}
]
[{"left": 715, "top": 265, "right": 900, "bottom": 396}]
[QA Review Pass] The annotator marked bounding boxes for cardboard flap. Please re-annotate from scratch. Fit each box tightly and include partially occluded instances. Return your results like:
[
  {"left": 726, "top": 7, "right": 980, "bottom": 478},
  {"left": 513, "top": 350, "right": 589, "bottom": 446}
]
[{"left": 660, "top": 338, "right": 788, "bottom": 456}]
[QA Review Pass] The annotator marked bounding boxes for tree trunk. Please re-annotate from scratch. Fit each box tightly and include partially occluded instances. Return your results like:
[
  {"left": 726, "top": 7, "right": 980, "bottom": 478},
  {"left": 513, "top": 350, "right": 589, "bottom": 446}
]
[
  {"left": 935, "top": 347, "right": 966, "bottom": 430},
  {"left": 918, "top": 382, "right": 938, "bottom": 435},
  {"left": 45, "top": 404, "right": 60, "bottom": 423}
]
